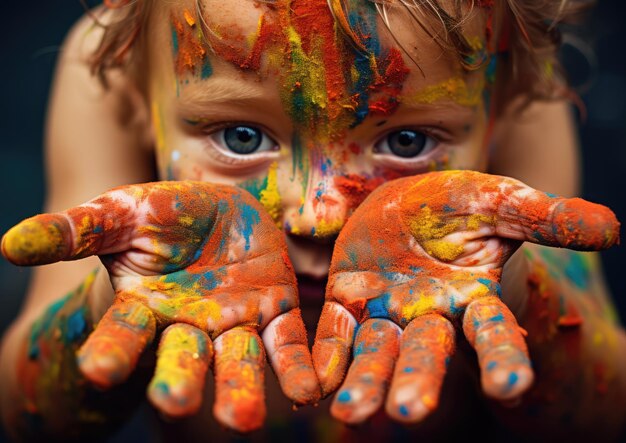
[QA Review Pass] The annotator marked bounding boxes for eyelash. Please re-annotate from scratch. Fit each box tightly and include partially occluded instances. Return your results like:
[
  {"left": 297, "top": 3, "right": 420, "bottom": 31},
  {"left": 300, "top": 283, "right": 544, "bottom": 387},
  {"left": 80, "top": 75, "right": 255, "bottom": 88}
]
[
  {"left": 199, "top": 122, "right": 281, "bottom": 168},
  {"left": 371, "top": 127, "right": 448, "bottom": 168},
  {"left": 193, "top": 120, "right": 449, "bottom": 170}
]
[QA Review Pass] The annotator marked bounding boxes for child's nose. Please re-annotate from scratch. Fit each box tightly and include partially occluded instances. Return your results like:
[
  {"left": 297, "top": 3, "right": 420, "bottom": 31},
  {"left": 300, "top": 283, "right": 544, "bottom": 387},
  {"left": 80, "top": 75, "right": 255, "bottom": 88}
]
[{"left": 282, "top": 166, "right": 351, "bottom": 241}]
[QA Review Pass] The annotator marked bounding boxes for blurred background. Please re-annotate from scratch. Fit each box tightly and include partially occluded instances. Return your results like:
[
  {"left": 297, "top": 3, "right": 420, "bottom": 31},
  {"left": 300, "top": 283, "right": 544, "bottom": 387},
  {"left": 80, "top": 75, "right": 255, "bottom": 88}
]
[{"left": 0, "top": 1, "right": 625, "bottom": 441}]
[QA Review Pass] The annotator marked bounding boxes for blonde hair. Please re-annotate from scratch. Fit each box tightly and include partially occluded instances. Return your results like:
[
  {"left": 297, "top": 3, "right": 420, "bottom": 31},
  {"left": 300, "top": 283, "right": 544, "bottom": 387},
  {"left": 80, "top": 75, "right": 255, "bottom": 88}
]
[{"left": 87, "top": 0, "right": 592, "bottom": 110}]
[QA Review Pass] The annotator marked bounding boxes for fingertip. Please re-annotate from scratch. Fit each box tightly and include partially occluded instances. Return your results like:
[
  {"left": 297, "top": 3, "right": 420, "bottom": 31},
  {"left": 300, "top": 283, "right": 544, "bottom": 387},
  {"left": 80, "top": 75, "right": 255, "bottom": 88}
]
[
  {"left": 282, "top": 369, "right": 322, "bottom": 405},
  {"left": 330, "top": 388, "right": 365, "bottom": 425},
  {"left": 312, "top": 342, "right": 351, "bottom": 398},
  {"left": 213, "top": 397, "right": 266, "bottom": 433},
  {"left": 553, "top": 199, "right": 620, "bottom": 250},
  {"left": 77, "top": 342, "right": 132, "bottom": 389},
  {"left": 482, "top": 364, "right": 534, "bottom": 401},
  {"left": 385, "top": 391, "right": 435, "bottom": 424},
  {"left": 2, "top": 215, "right": 69, "bottom": 266},
  {"left": 147, "top": 381, "right": 203, "bottom": 419}
]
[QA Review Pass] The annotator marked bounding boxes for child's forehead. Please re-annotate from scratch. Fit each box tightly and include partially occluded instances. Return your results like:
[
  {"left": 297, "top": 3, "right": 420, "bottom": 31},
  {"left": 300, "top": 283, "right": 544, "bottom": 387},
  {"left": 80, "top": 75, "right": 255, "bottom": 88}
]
[
  {"left": 155, "top": 0, "right": 490, "bottom": 72},
  {"left": 151, "top": 0, "right": 491, "bottom": 134}
]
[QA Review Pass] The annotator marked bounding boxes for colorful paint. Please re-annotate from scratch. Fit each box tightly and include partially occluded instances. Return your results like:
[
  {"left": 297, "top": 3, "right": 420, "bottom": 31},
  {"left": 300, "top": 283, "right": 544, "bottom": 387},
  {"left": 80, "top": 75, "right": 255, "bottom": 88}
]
[
  {"left": 313, "top": 170, "right": 620, "bottom": 421},
  {"left": 148, "top": 323, "right": 212, "bottom": 417},
  {"left": 2, "top": 181, "right": 320, "bottom": 432}
]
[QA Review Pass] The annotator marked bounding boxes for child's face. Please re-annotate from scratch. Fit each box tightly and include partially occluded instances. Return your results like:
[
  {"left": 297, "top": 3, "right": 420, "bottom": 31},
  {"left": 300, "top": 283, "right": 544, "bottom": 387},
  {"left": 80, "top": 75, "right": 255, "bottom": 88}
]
[{"left": 148, "top": 0, "right": 493, "bottom": 282}]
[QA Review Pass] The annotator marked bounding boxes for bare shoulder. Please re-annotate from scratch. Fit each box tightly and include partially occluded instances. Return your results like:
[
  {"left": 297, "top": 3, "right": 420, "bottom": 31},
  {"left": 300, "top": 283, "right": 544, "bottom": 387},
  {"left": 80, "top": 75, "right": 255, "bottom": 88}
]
[
  {"left": 46, "top": 7, "right": 155, "bottom": 212},
  {"left": 13, "top": 8, "right": 157, "bottom": 320},
  {"left": 489, "top": 98, "right": 581, "bottom": 198}
]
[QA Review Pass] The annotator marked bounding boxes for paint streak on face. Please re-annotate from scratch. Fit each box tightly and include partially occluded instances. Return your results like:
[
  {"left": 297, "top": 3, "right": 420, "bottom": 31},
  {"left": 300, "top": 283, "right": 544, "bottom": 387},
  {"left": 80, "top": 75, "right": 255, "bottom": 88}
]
[{"left": 162, "top": 1, "right": 498, "bottom": 245}]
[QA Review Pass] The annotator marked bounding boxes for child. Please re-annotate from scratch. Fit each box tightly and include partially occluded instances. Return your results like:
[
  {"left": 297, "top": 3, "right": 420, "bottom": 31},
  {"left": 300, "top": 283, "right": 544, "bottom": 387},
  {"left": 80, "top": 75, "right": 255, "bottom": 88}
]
[{"left": 1, "top": 0, "right": 625, "bottom": 441}]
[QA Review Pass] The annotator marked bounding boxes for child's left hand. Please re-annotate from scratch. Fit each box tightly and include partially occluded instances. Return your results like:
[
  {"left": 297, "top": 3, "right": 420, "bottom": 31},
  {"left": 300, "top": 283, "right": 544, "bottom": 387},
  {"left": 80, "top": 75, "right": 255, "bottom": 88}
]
[{"left": 312, "top": 170, "right": 619, "bottom": 425}]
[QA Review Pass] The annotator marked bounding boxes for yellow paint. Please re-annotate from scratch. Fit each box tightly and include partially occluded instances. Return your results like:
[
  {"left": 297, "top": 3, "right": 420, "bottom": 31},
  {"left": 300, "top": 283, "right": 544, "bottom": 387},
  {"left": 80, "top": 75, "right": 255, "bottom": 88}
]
[
  {"left": 151, "top": 101, "right": 167, "bottom": 153},
  {"left": 151, "top": 325, "right": 207, "bottom": 391},
  {"left": 314, "top": 219, "right": 344, "bottom": 237},
  {"left": 402, "top": 294, "right": 436, "bottom": 321},
  {"left": 466, "top": 213, "right": 496, "bottom": 230},
  {"left": 422, "top": 239, "right": 465, "bottom": 262},
  {"left": 3, "top": 219, "right": 63, "bottom": 260},
  {"left": 324, "top": 349, "right": 341, "bottom": 378},
  {"left": 183, "top": 9, "right": 196, "bottom": 27},
  {"left": 467, "top": 283, "right": 490, "bottom": 301},
  {"left": 259, "top": 162, "right": 282, "bottom": 225},
  {"left": 409, "top": 206, "right": 459, "bottom": 242},
  {"left": 178, "top": 215, "right": 194, "bottom": 227},
  {"left": 403, "top": 77, "right": 483, "bottom": 107}
]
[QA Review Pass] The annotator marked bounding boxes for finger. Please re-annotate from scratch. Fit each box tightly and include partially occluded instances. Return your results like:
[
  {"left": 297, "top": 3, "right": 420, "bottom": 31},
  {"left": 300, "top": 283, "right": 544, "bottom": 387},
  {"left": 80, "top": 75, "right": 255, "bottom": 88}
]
[
  {"left": 262, "top": 308, "right": 321, "bottom": 405},
  {"left": 330, "top": 319, "right": 400, "bottom": 425},
  {"left": 495, "top": 183, "right": 619, "bottom": 250},
  {"left": 213, "top": 327, "right": 266, "bottom": 433},
  {"left": 147, "top": 324, "right": 212, "bottom": 418},
  {"left": 312, "top": 302, "right": 358, "bottom": 397},
  {"left": 77, "top": 301, "right": 156, "bottom": 389},
  {"left": 2, "top": 189, "right": 136, "bottom": 266},
  {"left": 463, "top": 296, "right": 533, "bottom": 400},
  {"left": 385, "top": 314, "right": 455, "bottom": 423}
]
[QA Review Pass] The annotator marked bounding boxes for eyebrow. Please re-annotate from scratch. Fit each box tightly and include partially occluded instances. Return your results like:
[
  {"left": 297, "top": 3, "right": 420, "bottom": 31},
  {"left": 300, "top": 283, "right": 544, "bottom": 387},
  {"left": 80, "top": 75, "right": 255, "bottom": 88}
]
[{"left": 175, "top": 78, "right": 270, "bottom": 115}]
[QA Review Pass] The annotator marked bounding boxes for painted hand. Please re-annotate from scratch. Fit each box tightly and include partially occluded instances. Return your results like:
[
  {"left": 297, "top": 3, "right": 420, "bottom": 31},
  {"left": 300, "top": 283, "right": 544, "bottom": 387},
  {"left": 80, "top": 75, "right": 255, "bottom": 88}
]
[
  {"left": 312, "top": 170, "right": 619, "bottom": 425},
  {"left": 2, "top": 181, "right": 320, "bottom": 432}
]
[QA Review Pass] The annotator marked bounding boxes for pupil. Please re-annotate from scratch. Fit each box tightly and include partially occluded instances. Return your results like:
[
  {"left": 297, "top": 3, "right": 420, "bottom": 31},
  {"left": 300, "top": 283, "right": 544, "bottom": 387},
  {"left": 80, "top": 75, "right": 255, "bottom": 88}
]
[
  {"left": 388, "top": 130, "right": 426, "bottom": 158},
  {"left": 224, "top": 126, "right": 262, "bottom": 154}
]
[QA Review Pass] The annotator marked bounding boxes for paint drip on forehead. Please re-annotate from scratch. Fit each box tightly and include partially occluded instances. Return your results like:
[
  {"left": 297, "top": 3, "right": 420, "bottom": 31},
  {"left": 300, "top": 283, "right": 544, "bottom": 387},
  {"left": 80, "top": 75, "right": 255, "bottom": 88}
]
[{"left": 171, "top": 0, "right": 410, "bottom": 143}]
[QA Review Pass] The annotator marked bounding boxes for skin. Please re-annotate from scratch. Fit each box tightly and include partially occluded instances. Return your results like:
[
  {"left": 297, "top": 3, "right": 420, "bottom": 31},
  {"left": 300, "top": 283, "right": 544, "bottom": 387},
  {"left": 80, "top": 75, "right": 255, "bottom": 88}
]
[
  {"left": 2, "top": 181, "right": 320, "bottom": 430},
  {"left": 312, "top": 170, "right": 619, "bottom": 424},
  {"left": 1, "top": 0, "right": 625, "bottom": 440}
]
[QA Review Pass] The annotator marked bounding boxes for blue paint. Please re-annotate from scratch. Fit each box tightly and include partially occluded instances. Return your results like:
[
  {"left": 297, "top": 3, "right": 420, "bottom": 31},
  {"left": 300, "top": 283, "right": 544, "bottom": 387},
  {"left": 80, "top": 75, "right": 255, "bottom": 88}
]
[
  {"left": 445, "top": 356, "right": 451, "bottom": 367},
  {"left": 477, "top": 278, "right": 502, "bottom": 297},
  {"left": 28, "top": 295, "right": 71, "bottom": 359},
  {"left": 564, "top": 253, "right": 590, "bottom": 289},
  {"left": 449, "top": 296, "right": 463, "bottom": 316},
  {"left": 66, "top": 309, "right": 87, "bottom": 342},
  {"left": 486, "top": 361, "right": 497, "bottom": 371},
  {"left": 279, "top": 299, "right": 289, "bottom": 312},
  {"left": 354, "top": 341, "right": 364, "bottom": 357},
  {"left": 508, "top": 372, "right": 519, "bottom": 387},
  {"left": 532, "top": 231, "right": 547, "bottom": 243},
  {"left": 347, "top": 3, "right": 380, "bottom": 127},
  {"left": 443, "top": 205, "right": 456, "bottom": 213},
  {"left": 399, "top": 405, "right": 409, "bottom": 417},
  {"left": 202, "top": 270, "right": 220, "bottom": 290},
  {"left": 488, "top": 313, "right": 504, "bottom": 323},
  {"left": 93, "top": 225, "right": 103, "bottom": 234},
  {"left": 235, "top": 197, "right": 261, "bottom": 251},
  {"left": 201, "top": 59, "right": 213, "bottom": 79},
  {"left": 403, "top": 367, "right": 415, "bottom": 373},
  {"left": 366, "top": 293, "right": 391, "bottom": 318},
  {"left": 171, "top": 25, "right": 179, "bottom": 57},
  {"left": 337, "top": 390, "right": 352, "bottom": 403},
  {"left": 545, "top": 192, "right": 558, "bottom": 198}
]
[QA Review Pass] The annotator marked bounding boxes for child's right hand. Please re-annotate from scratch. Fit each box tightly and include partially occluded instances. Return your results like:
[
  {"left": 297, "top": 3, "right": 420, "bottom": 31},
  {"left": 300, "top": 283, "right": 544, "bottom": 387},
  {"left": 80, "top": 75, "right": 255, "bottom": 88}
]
[{"left": 1, "top": 181, "right": 320, "bottom": 432}]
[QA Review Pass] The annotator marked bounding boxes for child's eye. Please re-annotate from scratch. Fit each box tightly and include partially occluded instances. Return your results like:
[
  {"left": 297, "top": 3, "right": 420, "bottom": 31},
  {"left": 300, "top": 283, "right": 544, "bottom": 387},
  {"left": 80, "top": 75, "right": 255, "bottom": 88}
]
[
  {"left": 374, "top": 129, "right": 438, "bottom": 158},
  {"left": 212, "top": 125, "right": 278, "bottom": 155}
]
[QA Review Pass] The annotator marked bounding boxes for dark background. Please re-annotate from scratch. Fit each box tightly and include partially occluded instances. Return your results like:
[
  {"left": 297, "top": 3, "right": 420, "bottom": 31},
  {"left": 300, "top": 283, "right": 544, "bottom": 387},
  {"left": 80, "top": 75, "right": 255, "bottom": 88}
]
[{"left": 0, "top": 1, "right": 625, "bottom": 441}]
